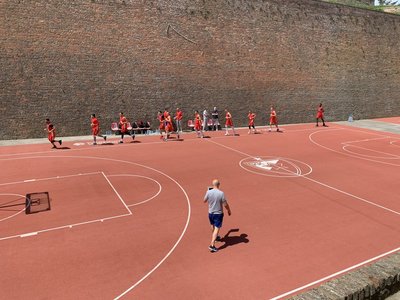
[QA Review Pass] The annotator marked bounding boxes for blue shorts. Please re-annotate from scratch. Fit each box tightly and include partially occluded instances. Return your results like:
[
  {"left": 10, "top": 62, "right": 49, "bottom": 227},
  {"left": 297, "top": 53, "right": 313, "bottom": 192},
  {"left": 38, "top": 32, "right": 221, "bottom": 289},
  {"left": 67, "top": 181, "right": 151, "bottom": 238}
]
[{"left": 209, "top": 213, "right": 224, "bottom": 228}]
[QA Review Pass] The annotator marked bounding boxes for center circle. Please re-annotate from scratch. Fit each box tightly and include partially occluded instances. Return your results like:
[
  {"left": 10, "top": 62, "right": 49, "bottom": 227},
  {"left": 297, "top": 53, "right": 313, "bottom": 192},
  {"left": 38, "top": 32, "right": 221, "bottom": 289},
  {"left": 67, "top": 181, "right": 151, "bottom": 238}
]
[{"left": 239, "top": 156, "right": 312, "bottom": 178}]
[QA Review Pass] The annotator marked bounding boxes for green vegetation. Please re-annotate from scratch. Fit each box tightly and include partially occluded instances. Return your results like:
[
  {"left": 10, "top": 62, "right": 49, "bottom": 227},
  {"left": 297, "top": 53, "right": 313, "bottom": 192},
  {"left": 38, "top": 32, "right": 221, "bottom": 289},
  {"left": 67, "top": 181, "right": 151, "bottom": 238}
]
[{"left": 320, "top": 0, "right": 400, "bottom": 15}]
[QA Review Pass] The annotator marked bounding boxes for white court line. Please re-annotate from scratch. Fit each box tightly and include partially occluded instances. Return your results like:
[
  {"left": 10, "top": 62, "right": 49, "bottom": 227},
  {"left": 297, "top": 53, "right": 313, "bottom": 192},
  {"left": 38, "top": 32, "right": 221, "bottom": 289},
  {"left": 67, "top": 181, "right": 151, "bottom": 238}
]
[
  {"left": 205, "top": 138, "right": 400, "bottom": 298},
  {"left": 206, "top": 139, "right": 400, "bottom": 216},
  {"left": 101, "top": 172, "right": 132, "bottom": 215},
  {"left": 340, "top": 136, "right": 391, "bottom": 145},
  {"left": 342, "top": 144, "right": 400, "bottom": 160},
  {"left": 106, "top": 174, "right": 162, "bottom": 207},
  {"left": 0, "top": 213, "right": 132, "bottom": 242},
  {"left": 0, "top": 171, "right": 102, "bottom": 187},
  {"left": 0, "top": 154, "right": 191, "bottom": 298},
  {"left": 0, "top": 170, "right": 134, "bottom": 241},
  {"left": 0, "top": 193, "right": 27, "bottom": 222},
  {"left": 309, "top": 129, "right": 400, "bottom": 167},
  {"left": 270, "top": 244, "right": 400, "bottom": 299}
]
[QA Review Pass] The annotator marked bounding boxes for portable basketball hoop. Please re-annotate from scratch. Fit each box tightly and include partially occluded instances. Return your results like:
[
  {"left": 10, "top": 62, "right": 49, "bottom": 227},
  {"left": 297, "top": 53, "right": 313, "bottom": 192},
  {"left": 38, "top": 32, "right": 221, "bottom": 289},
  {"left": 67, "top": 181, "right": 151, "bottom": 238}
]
[{"left": 25, "top": 192, "right": 51, "bottom": 214}]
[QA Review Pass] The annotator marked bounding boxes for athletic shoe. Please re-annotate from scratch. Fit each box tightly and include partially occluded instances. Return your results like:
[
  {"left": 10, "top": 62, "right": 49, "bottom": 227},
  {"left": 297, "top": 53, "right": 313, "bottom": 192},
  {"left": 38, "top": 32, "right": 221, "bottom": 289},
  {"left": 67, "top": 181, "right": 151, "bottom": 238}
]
[
  {"left": 323, "top": 124, "right": 328, "bottom": 127},
  {"left": 316, "top": 124, "right": 319, "bottom": 127},
  {"left": 52, "top": 146, "right": 57, "bottom": 149},
  {"left": 208, "top": 245, "right": 218, "bottom": 253},
  {"left": 93, "top": 142, "right": 97, "bottom": 145},
  {"left": 119, "top": 140, "right": 123, "bottom": 144},
  {"left": 268, "top": 129, "right": 271, "bottom": 132},
  {"left": 225, "top": 133, "right": 229, "bottom": 136}
]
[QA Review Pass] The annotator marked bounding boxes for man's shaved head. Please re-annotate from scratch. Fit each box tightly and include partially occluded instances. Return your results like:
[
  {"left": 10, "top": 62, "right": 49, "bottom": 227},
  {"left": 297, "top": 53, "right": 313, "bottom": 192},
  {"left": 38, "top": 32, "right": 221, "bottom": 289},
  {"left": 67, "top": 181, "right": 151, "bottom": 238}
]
[{"left": 212, "top": 179, "right": 220, "bottom": 188}]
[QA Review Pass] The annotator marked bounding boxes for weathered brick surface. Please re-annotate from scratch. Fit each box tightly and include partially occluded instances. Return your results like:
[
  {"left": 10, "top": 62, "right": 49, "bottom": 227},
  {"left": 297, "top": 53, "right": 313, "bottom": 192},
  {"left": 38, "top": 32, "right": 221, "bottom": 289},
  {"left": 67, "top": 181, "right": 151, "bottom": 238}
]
[{"left": 1, "top": 0, "right": 399, "bottom": 138}]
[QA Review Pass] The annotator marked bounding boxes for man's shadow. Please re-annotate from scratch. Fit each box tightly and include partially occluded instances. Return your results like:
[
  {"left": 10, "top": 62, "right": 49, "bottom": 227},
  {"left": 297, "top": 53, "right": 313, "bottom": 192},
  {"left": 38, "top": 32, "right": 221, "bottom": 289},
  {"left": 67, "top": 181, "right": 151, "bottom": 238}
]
[{"left": 218, "top": 228, "right": 249, "bottom": 251}]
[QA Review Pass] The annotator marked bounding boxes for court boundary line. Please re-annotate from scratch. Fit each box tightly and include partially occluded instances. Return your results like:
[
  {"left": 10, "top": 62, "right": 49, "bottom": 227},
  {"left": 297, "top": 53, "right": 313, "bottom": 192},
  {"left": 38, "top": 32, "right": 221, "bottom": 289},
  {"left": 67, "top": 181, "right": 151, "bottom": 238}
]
[
  {"left": 0, "top": 171, "right": 132, "bottom": 241},
  {"left": 205, "top": 133, "right": 400, "bottom": 298},
  {"left": 0, "top": 154, "right": 191, "bottom": 298},
  {"left": 206, "top": 138, "right": 400, "bottom": 217},
  {"left": 270, "top": 244, "right": 400, "bottom": 299},
  {"left": 0, "top": 171, "right": 102, "bottom": 187},
  {"left": 342, "top": 143, "right": 400, "bottom": 159},
  {"left": 309, "top": 129, "right": 400, "bottom": 167}
]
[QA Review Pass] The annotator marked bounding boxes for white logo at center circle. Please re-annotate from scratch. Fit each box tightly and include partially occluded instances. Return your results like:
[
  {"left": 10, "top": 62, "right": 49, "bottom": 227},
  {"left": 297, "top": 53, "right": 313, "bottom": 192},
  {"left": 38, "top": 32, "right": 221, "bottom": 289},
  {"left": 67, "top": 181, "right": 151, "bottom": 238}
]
[{"left": 239, "top": 156, "right": 312, "bottom": 178}]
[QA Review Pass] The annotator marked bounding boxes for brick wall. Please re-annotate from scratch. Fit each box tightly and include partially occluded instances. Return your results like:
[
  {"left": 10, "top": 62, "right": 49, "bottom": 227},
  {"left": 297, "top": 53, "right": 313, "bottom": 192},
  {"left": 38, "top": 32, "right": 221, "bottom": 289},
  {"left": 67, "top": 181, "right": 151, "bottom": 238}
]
[{"left": 1, "top": 0, "right": 399, "bottom": 139}]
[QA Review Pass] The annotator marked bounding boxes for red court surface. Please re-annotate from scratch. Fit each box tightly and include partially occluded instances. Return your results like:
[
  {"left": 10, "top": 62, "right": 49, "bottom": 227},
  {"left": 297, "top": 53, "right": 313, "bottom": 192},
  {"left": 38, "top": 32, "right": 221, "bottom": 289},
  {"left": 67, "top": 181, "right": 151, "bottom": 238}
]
[{"left": 0, "top": 121, "right": 399, "bottom": 299}]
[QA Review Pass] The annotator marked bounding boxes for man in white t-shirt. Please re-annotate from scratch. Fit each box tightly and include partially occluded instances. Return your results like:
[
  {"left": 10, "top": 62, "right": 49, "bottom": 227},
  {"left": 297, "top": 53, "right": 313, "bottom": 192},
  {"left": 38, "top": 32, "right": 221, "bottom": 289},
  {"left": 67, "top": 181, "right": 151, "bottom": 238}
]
[
  {"left": 203, "top": 109, "right": 209, "bottom": 131},
  {"left": 204, "top": 179, "right": 232, "bottom": 253}
]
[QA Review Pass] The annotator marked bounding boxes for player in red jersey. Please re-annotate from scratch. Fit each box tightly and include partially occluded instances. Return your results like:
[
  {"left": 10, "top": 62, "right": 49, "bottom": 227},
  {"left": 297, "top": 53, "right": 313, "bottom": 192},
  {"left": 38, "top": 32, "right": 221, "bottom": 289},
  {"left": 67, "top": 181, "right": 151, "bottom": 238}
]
[
  {"left": 316, "top": 103, "right": 327, "bottom": 127},
  {"left": 118, "top": 112, "right": 135, "bottom": 144},
  {"left": 224, "top": 109, "right": 236, "bottom": 136},
  {"left": 44, "top": 119, "right": 62, "bottom": 149},
  {"left": 194, "top": 110, "right": 204, "bottom": 138},
  {"left": 269, "top": 106, "right": 281, "bottom": 132},
  {"left": 164, "top": 112, "right": 174, "bottom": 140},
  {"left": 91, "top": 114, "right": 107, "bottom": 145},
  {"left": 247, "top": 111, "right": 257, "bottom": 134},
  {"left": 157, "top": 111, "right": 166, "bottom": 140}
]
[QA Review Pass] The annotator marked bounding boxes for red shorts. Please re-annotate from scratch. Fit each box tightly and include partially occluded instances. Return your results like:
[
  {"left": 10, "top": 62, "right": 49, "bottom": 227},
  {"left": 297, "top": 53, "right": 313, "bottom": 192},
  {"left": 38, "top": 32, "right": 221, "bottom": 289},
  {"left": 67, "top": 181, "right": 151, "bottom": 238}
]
[
  {"left": 120, "top": 124, "right": 128, "bottom": 134},
  {"left": 270, "top": 116, "right": 277, "bottom": 125},
  {"left": 48, "top": 132, "right": 55, "bottom": 142},
  {"left": 194, "top": 122, "right": 202, "bottom": 131},
  {"left": 92, "top": 127, "right": 99, "bottom": 135},
  {"left": 226, "top": 119, "right": 233, "bottom": 127},
  {"left": 316, "top": 112, "right": 324, "bottom": 119},
  {"left": 165, "top": 123, "right": 173, "bottom": 132}
]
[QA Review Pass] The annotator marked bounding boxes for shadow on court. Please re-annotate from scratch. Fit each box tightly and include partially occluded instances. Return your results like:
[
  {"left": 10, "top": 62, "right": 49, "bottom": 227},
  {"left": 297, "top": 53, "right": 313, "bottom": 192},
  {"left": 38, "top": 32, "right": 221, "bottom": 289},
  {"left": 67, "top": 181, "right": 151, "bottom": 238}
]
[
  {"left": 100, "top": 142, "right": 115, "bottom": 146},
  {"left": 218, "top": 228, "right": 249, "bottom": 251},
  {"left": 54, "top": 147, "right": 71, "bottom": 150}
]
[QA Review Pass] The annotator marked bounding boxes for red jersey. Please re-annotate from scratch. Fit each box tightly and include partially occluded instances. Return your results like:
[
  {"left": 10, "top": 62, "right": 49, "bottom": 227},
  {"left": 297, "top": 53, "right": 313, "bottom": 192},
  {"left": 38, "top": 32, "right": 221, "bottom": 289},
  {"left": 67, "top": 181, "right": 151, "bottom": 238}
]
[
  {"left": 46, "top": 123, "right": 56, "bottom": 141},
  {"left": 119, "top": 116, "right": 128, "bottom": 133},
  {"left": 316, "top": 106, "right": 324, "bottom": 118},
  {"left": 158, "top": 114, "right": 165, "bottom": 130},
  {"left": 225, "top": 112, "right": 233, "bottom": 126},
  {"left": 194, "top": 113, "right": 202, "bottom": 130},
  {"left": 165, "top": 115, "right": 173, "bottom": 131},
  {"left": 270, "top": 110, "right": 277, "bottom": 125},
  {"left": 91, "top": 117, "right": 99, "bottom": 129},
  {"left": 91, "top": 117, "right": 100, "bottom": 135},
  {"left": 248, "top": 113, "right": 255, "bottom": 126},
  {"left": 175, "top": 111, "right": 183, "bottom": 121}
]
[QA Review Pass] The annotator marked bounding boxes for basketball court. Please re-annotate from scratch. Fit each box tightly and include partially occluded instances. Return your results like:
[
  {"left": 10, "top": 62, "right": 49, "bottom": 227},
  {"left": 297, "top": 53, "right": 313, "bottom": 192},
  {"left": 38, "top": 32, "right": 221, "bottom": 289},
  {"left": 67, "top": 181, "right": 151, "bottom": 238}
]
[{"left": 0, "top": 118, "right": 399, "bottom": 299}]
